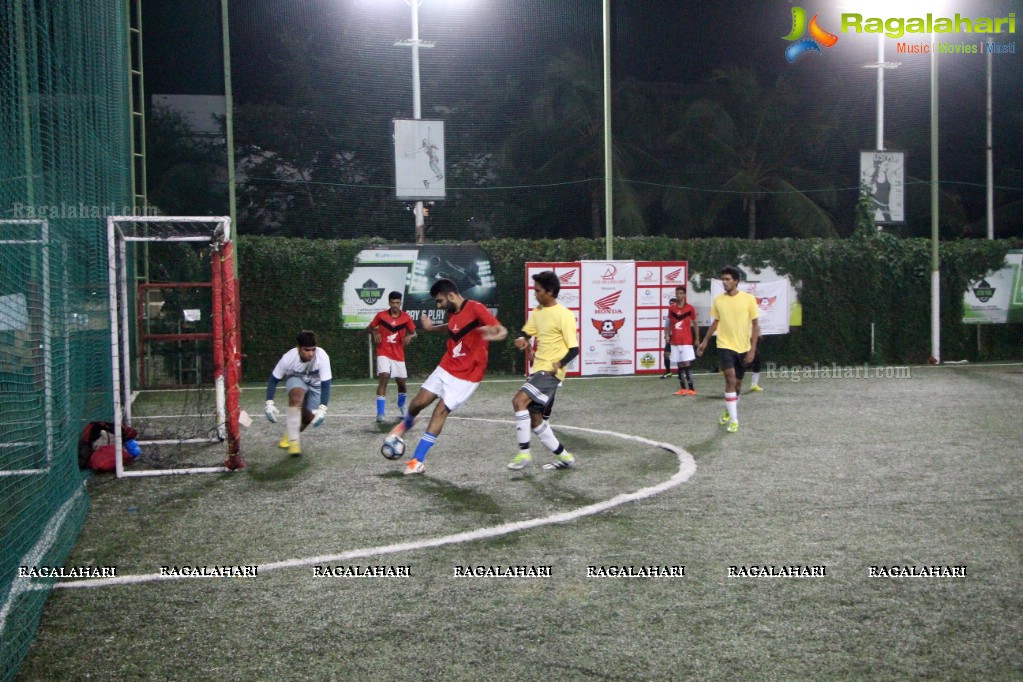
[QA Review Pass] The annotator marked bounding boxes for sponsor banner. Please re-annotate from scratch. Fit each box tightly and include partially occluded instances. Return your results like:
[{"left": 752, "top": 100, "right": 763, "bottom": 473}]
[
  {"left": 634, "top": 261, "right": 689, "bottom": 374},
  {"left": 691, "top": 265, "right": 801, "bottom": 328},
  {"left": 343, "top": 245, "right": 497, "bottom": 328},
  {"left": 709, "top": 279, "right": 790, "bottom": 335},
  {"left": 525, "top": 263, "right": 582, "bottom": 375},
  {"left": 636, "top": 308, "right": 663, "bottom": 329},
  {"left": 581, "top": 261, "right": 636, "bottom": 376},
  {"left": 963, "top": 250, "right": 1023, "bottom": 324},
  {"left": 527, "top": 260, "right": 688, "bottom": 376}
]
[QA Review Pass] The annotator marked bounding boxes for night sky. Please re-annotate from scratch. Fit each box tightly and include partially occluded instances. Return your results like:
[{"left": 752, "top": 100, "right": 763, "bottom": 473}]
[{"left": 142, "top": 0, "right": 1023, "bottom": 234}]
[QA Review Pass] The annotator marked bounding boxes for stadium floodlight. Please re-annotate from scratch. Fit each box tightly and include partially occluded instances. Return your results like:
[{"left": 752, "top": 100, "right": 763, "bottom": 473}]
[{"left": 106, "top": 216, "right": 243, "bottom": 477}]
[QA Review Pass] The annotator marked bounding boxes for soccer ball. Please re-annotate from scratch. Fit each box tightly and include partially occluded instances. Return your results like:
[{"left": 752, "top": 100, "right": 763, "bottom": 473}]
[{"left": 380, "top": 434, "right": 406, "bottom": 460}]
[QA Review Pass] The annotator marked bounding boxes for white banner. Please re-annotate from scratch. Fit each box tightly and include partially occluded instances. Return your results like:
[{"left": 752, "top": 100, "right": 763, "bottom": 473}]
[
  {"left": 860, "top": 150, "right": 905, "bottom": 224},
  {"left": 524, "top": 263, "right": 581, "bottom": 375},
  {"left": 580, "top": 261, "right": 636, "bottom": 376},
  {"left": 526, "top": 260, "right": 686, "bottom": 376},
  {"left": 709, "top": 279, "right": 790, "bottom": 335},
  {"left": 634, "top": 261, "right": 688, "bottom": 373},
  {"left": 963, "top": 250, "right": 1023, "bottom": 324},
  {"left": 394, "top": 119, "right": 445, "bottom": 200}
]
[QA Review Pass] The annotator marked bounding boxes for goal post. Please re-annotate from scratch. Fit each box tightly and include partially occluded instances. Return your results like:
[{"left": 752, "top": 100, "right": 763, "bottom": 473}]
[{"left": 106, "top": 216, "right": 243, "bottom": 477}]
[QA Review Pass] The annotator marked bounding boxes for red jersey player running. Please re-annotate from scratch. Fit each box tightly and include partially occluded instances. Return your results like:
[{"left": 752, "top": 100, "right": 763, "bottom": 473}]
[
  {"left": 387, "top": 278, "right": 507, "bottom": 475},
  {"left": 666, "top": 285, "right": 701, "bottom": 395},
  {"left": 368, "top": 291, "right": 417, "bottom": 423}
]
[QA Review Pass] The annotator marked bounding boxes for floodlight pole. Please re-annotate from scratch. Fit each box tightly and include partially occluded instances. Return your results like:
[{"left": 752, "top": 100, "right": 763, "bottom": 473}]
[
  {"left": 930, "top": 32, "right": 940, "bottom": 364},
  {"left": 863, "top": 33, "right": 899, "bottom": 228},
  {"left": 405, "top": 0, "right": 425, "bottom": 245},
  {"left": 985, "top": 49, "right": 994, "bottom": 240},
  {"left": 602, "top": 0, "right": 613, "bottom": 259}
]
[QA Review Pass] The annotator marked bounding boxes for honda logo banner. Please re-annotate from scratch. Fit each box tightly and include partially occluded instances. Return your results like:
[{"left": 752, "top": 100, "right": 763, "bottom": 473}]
[
  {"left": 526, "top": 261, "right": 687, "bottom": 377},
  {"left": 580, "top": 261, "right": 635, "bottom": 375}
]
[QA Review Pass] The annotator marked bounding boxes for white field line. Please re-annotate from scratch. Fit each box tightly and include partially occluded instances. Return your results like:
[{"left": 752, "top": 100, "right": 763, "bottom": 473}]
[
  {"left": 52, "top": 418, "right": 695, "bottom": 590},
  {"left": 0, "top": 484, "right": 85, "bottom": 633}
]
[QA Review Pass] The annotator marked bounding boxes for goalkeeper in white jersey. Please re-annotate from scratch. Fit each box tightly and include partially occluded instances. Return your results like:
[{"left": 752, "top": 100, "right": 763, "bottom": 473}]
[{"left": 264, "top": 330, "right": 332, "bottom": 456}]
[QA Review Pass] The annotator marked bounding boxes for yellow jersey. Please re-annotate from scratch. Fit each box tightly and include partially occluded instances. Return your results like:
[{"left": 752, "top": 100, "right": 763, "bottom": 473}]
[
  {"left": 710, "top": 291, "right": 759, "bottom": 353},
  {"left": 522, "top": 302, "right": 578, "bottom": 380}
]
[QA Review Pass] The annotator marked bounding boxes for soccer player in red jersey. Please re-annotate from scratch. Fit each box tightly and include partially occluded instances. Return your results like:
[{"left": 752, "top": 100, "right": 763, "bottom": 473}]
[
  {"left": 387, "top": 278, "right": 507, "bottom": 475},
  {"left": 667, "top": 285, "right": 701, "bottom": 395},
  {"left": 368, "top": 291, "right": 417, "bottom": 423}
]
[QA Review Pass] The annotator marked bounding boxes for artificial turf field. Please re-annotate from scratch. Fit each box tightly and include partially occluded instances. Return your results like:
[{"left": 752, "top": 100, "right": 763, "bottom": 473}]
[{"left": 14, "top": 364, "right": 1023, "bottom": 681}]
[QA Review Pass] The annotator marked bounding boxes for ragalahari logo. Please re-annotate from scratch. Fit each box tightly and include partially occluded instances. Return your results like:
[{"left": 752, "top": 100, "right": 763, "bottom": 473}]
[
  {"left": 594, "top": 290, "right": 623, "bottom": 309},
  {"left": 783, "top": 7, "right": 839, "bottom": 62}
]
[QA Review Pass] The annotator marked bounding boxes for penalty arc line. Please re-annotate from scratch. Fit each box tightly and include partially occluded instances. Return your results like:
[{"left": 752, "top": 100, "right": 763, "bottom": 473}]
[{"left": 52, "top": 421, "right": 695, "bottom": 590}]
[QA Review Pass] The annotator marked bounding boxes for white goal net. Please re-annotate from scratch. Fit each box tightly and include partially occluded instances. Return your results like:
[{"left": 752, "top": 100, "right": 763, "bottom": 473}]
[{"left": 106, "top": 216, "right": 243, "bottom": 477}]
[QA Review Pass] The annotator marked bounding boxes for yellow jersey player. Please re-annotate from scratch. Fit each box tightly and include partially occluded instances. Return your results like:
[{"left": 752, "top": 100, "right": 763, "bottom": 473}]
[{"left": 508, "top": 270, "right": 580, "bottom": 471}]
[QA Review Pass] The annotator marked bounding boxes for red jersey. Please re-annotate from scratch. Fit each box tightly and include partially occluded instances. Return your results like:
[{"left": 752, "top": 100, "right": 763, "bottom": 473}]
[
  {"left": 370, "top": 310, "right": 416, "bottom": 362},
  {"left": 668, "top": 302, "right": 697, "bottom": 346},
  {"left": 439, "top": 300, "right": 500, "bottom": 382}
]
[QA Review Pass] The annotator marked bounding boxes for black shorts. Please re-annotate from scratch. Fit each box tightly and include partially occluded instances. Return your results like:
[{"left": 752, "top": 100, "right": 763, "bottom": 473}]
[
  {"left": 521, "top": 372, "right": 561, "bottom": 416},
  {"left": 749, "top": 348, "right": 762, "bottom": 374},
  {"left": 717, "top": 348, "right": 748, "bottom": 381}
]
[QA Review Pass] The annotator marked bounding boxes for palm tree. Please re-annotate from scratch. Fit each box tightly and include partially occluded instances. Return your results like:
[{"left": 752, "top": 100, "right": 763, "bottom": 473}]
[
  {"left": 508, "top": 48, "right": 655, "bottom": 238},
  {"left": 667, "top": 67, "right": 837, "bottom": 239}
]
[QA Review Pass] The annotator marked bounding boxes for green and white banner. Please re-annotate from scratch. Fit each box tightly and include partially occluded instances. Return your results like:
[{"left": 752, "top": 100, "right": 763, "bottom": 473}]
[
  {"left": 341, "top": 244, "right": 497, "bottom": 329},
  {"left": 963, "top": 250, "right": 1023, "bottom": 324}
]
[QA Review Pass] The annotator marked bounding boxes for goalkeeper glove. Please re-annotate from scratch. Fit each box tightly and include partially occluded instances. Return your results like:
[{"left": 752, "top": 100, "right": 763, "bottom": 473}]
[
  {"left": 264, "top": 400, "right": 280, "bottom": 423},
  {"left": 311, "top": 404, "right": 327, "bottom": 428}
]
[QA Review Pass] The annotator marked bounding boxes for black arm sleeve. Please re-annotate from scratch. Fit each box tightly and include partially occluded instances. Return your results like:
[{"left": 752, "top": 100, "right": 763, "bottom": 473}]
[{"left": 560, "top": 347, "right": 579, "bottom": 366}]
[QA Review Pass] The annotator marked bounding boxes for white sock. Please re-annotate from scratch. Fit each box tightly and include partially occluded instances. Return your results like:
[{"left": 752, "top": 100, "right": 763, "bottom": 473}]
[
  {"left": 533, "top": 421, "right": 562, "bottom": 453},
  {"left": 514, "top": 410, "right": 531, "bottom": 451},
  {"left": 725, "top": 392, "right": 738, "bottom": 422},
  {"left": 287, "top": 406, "right": 301, "bottom": 442},
  {"left": 751, "top": 372, "right": 760, "bottom": 387}
]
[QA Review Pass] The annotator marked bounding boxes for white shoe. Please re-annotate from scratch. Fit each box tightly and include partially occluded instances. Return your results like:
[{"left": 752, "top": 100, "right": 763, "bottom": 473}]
[
  {"left": 542, "top": 452, "right": 575, "bottom": 470},
  {"left": 403, "top": 459, "right": 426, "bottom": 475}
]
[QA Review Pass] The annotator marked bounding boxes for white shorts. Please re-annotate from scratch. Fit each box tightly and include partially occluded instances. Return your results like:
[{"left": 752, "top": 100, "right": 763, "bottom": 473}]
[
  {"left": 420, "top": 366, "right": 479, "bottom": 412},
  {"left": 670, "top": 344, "right": 695, "bottom": 364},
  {"left": 376, "top": 356, "right": 408, "bottom": 379}
]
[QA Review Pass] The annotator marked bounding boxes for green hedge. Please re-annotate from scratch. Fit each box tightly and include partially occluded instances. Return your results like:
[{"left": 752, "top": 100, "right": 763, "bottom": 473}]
[{"left": 237, "top": 236, "right": 1022, "bottom": 381}]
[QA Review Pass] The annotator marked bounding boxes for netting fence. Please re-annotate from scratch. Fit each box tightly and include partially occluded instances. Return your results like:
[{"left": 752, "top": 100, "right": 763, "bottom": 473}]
[{"left": 0, "top": 0, "right": 131, "bottom": 678}]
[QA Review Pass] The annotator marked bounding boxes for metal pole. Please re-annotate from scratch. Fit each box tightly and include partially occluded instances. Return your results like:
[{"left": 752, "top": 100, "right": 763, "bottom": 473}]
[
  {"left": 986, "top": 49, "right": 994, "bottom": 240},
  {"left": 412, "top": 0, "right": 426, "bottom": 244},
  {"left": 221, "top": 0, "right": 239, "bottom": 268},
  {"left": 930, "top": 33, "right": 940, "bottom": 364},
  {"left": 602, "top": 0, "right": 613, "bottom": 259},
  {"left": 876, "top": 33, "right": 884, "bottom": 151},
  {"left": 14, "top": 0, "right": 34, "bottom": 206}
]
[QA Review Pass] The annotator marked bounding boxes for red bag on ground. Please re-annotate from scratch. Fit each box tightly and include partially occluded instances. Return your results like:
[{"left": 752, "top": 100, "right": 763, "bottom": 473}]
[
  {"left": 88, "top": 444, "right": 133, "bottom": 473},
  {"left": 78, "top": 421, "right": 138, "bottom": 469}
]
